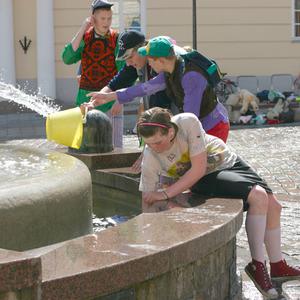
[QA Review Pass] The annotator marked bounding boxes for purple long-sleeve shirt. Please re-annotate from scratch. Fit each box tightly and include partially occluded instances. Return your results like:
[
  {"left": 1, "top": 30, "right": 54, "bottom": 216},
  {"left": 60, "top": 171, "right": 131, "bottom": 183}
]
[{"left": 116, "top": 71, "right": 228, "bottom": 131}]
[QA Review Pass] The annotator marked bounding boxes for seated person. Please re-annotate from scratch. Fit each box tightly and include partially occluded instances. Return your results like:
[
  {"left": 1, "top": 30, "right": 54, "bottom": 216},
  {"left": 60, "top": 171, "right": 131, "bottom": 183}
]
[{"left": 137, "top": 107, "right": 300, "bottom": 299}]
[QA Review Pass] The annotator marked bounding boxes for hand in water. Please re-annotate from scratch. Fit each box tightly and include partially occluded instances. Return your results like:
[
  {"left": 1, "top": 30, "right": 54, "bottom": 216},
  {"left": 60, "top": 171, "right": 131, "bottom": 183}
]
[
  {"left": 143, "top": 191, "right": 167, "bottom": 205},
  {"left": 131, "top": 153, "right": 143, "bottom": 173}
]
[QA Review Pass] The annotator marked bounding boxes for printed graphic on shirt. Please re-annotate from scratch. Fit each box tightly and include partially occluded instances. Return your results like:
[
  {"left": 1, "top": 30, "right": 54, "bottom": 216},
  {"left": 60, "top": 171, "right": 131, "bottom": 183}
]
[
  {"left": 139, "top": 113, "right": 237, "bottom": 192},
  {"left": 167, "top": 151, "right": 191, "bottom": 178},
  {"left": 206, "top": 143, "right": 226, "bottom": 173}
]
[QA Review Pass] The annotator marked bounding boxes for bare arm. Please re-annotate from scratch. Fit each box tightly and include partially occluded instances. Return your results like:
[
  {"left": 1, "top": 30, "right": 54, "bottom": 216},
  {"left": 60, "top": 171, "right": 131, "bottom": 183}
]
[
  {"left": 71, "top": 17, "right": 93, "bottom": 51},
  {"left": 165, "top": 151, "right": 207, "bottom": 197},
  {"left": 83, "top": 91, "right": 117, "bottom": 110},
  {"left": 100, "top": 86, "right": 113, "bottom": 93},
  {"left": 142, "top": 151, "right": 207, "bottom": 204}
]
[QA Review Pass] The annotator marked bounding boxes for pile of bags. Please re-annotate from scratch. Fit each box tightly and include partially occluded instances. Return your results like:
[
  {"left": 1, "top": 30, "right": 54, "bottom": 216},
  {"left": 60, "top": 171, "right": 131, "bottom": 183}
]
[{"left": 225, "top": 87, "right": 297, "bottom": 125}]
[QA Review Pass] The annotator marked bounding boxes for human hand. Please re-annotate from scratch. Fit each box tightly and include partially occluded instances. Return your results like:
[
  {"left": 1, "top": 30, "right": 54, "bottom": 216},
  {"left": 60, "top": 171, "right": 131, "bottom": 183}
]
[
  {"left": 76, "top": 75, "right": 81, "bottom": 86},
  {"left": 82, "top": 16, "right": 94, "bottom": 32},
  {"left": 143, "top": 191, "right": 167, "bottom": 205},
  {"left": 131, "top": 153, "right": 143, "bottom": 173},
  {"left": 87, "top": 91, "right": 114, "bottom": 106},
  {"left": 111, "top": 102, "right": 123, "bottom": 116},
  {"left": 80, "top": 101, "right": 95, "bottom": 113}
]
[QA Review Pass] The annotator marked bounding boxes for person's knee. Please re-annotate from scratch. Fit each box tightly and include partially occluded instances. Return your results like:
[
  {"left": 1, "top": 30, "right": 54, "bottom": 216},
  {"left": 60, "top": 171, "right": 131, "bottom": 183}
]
[
  {"left": 247, "top": 185, "right": 269, "bottom": 212},
  {"left": 268, "top": 194, "right": 282, "bottom": 215}
]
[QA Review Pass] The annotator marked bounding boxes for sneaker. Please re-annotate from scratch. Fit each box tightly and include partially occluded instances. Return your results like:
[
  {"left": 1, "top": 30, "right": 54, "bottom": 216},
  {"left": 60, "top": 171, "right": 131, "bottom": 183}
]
[
  {"left": 270, "top": 259, "right": 300, "bottom": 281},
  {"left": 245, "top": 259, "right": 278, "bottom": 299}
]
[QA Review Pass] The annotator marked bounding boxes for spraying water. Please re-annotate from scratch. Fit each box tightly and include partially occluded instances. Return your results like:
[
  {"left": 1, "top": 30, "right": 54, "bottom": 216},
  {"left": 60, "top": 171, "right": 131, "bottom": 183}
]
[{"left": 0, "top": 81, "right": 61, "bottom": 117}]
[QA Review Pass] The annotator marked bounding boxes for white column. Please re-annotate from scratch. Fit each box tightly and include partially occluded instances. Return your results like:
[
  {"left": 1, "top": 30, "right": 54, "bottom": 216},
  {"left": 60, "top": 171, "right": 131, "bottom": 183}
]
[
  {"left": 119, "top": 0, "right": 125, "bottom": 31},
  {"left": 140, "top": 0, "right": 147, "bottom": 35},
  {"left": 0, "top": 0, "right": 16, "bottom": 85},
  {"left": 36, "top": 0, "right": 56, "bottom": 98}
]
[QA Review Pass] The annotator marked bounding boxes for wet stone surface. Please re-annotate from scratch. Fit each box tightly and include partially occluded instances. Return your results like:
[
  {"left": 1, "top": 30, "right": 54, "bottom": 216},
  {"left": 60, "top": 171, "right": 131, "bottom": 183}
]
[{"left": 92, "top": 215, "right": 129, "bottom": 233}]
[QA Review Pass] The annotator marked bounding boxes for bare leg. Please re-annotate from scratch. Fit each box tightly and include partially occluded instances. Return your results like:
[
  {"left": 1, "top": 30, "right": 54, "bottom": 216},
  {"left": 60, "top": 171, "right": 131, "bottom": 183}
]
[
  {"left": 266, "top": 193, "right": 282, "bottom": 229},
  {"left": 246, "top": 185, "right": 269, "bottom": 262},
  {"left": 245, "top": 186, "right": 278, "bottom": 298},
  {"left": 264, "top": 193, "right": 283, "bottom": 263}
]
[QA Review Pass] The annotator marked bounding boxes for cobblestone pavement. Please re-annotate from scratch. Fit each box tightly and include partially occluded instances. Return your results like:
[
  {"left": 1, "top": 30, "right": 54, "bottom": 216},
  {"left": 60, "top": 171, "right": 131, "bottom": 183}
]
[
  {"left": 2, "top": 125, "right": 300, "bottom": 299},
  {"left": 228, "top": 126, "right": 300, "bottom": 299}
]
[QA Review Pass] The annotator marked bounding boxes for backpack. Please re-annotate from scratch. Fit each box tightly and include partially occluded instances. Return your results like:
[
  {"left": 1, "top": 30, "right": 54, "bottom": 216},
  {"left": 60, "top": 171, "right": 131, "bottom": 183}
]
[{"left": 180, "top": 50, "right": 223, "bottom": 87}]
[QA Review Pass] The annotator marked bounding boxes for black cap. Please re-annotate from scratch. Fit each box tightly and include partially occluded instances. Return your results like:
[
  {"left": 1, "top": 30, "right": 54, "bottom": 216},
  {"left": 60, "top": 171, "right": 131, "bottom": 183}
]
[
  {"left": 117, "top": 30, "right": 146, "bottom": 60},
  {"left": 91, "top": 0, "right": 113, "bottom": 12}
]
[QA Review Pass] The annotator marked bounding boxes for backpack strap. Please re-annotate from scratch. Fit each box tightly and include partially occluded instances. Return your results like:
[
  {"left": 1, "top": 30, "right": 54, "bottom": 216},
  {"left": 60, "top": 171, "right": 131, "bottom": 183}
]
[{"left": 180, "top": 50, "right": 223, "bottom": 87}]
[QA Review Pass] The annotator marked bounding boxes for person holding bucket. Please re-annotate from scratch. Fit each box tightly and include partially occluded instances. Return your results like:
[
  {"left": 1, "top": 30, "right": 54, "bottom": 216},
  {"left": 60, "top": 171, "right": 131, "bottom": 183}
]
[
  {"left": 61, "top": 0, "right": 124, "bottom": 146},
  {"left": 82, "top": 31, "right": 181, "bottom": 171},
  {"left": 85, "top": 36, "right": 230, "bottom": 143},
  {"left": 100, "top": 30, "right": 182, "bottom": 116}
]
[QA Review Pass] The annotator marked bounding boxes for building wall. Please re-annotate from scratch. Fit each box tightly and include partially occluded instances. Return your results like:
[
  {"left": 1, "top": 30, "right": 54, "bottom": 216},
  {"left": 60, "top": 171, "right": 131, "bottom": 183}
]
[
  {"left": 147, "top": 0, "right": 300, "bottom": 77},
  {"left": 13, "top": 0, "right": 37, "bottom": 80},
  {"left": 7, "top": 0, "right": 300, "bottom": 102},
  {"left": 12, "top": 0, "right": 37, "bottom": 93},
  {"left": 54, "top": 0, "right": 90, "bottom": 79}
]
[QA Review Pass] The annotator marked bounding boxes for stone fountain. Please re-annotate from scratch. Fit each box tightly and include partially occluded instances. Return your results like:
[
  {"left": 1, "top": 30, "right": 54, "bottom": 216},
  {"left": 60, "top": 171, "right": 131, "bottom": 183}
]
[
  {"left": 0, "top": 144, "right": 92, "bottom": 251},
  {"left": 0, "top": 107, "right": 243, "bottom": 300}
]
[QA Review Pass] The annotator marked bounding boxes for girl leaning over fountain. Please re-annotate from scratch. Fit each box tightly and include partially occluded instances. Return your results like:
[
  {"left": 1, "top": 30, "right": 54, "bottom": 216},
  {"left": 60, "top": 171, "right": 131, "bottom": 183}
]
[{"left": 136, "top": 107, "right": 300, "bottom": 299}]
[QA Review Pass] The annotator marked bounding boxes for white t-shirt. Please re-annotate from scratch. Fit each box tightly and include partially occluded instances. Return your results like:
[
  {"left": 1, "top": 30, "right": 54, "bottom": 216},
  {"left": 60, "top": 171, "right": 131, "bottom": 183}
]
[{"left": 139, "top": 113, "right": 237, "bottom": 192}]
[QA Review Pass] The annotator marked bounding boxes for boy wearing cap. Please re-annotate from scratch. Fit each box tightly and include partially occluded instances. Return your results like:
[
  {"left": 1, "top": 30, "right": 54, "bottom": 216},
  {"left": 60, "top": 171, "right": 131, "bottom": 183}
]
[
  {"left": 93, "top": 30, "right": 175, "bottom": 118},
  {"left": 86, "top": 31, "right": 180, "bottom": 170},
  {"left": 87, "top": 36, "right": 230, "bottom": 143},
  {"left": 61, "top": 0, "right": 123, "bottom": 113}
]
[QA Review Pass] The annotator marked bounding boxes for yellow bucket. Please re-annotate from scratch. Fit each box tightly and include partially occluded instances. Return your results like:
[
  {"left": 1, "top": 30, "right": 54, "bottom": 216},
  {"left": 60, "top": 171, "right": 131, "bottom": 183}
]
[{"left": 46, "top": 107, "right": 86, "bottom": 149}]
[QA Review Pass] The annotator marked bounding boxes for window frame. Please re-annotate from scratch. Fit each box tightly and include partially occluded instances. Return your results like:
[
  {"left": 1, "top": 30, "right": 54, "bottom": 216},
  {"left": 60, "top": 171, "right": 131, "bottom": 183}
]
[
  {"left": 292, "top": 0, "right": 300, "bottom": 40},
  {"left": 113, "top": 0, "right": 147, "bottom": 34}
]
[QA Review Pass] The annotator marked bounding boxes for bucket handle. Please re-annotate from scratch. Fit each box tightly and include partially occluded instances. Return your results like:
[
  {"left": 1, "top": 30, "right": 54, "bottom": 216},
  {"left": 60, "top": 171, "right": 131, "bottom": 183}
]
[{"left": 82, "top": 106, "right": 88, "bottom": 124}]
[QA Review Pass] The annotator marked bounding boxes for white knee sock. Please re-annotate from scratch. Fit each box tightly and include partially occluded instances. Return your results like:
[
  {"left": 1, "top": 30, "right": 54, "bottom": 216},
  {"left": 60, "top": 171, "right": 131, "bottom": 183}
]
[
  {"left": 264, "top": 227, "right": 283, "bottom": 263},
  {"left": 245, "top": 214, "right": 267, "bottom": 263}
]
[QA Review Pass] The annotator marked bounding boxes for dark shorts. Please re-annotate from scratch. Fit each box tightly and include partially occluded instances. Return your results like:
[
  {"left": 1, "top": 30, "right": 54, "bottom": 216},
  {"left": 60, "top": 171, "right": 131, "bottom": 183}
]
[{"left": 191, "top": 157, "right": 272, "bottom": 211}]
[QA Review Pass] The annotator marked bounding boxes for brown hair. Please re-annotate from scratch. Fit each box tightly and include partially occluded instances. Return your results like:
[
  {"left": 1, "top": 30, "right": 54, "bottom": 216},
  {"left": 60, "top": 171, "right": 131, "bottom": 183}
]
[
  {"left": 133, "top": 41, "right": 147, "bottom": 52},
  {"left": 137, "top": 107, "right": 178, "bottom": 138}
]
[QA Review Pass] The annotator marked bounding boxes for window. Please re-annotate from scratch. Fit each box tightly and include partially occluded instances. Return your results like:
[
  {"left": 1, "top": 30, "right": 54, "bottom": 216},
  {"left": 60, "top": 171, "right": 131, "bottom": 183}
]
[
  {"left": 293, "top": 0, "right": 300, "bottom": 38},
  {"left": 111, "top": 0, "right": 145, "bottom": 33}
]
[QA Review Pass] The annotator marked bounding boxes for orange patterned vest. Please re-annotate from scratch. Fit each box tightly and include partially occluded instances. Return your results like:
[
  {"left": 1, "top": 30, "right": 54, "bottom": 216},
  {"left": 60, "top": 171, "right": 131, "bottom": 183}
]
[{"left": 80, "top": 28, "right": 118, "bottom": 91}]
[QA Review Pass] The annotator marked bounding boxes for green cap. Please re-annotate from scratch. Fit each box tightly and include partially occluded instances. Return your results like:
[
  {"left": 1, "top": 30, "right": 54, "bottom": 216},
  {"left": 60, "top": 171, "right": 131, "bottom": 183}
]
[{"left": 138, "top": 36, "right": 174, "bottom": 57}]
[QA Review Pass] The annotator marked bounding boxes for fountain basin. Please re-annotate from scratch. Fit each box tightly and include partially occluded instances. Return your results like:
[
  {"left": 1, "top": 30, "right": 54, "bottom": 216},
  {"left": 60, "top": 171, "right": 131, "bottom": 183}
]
[
  {"left": 0, "top": 145, "right": 93, "bottom": 251},
  {"left": 0, "top": 145, "right": 243, "bottom": 300}
]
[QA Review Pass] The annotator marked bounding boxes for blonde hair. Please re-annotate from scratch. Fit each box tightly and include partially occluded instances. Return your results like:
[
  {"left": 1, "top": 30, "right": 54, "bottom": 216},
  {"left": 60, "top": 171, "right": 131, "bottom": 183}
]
[{"left": 183, "top": 45, "right": 193, "bottom": 52}]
